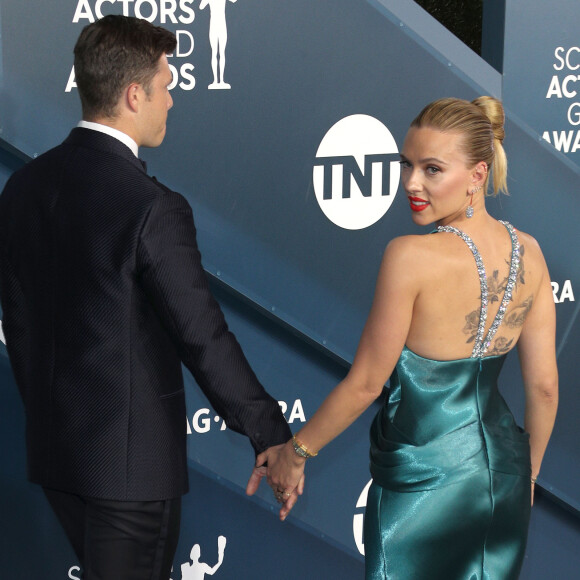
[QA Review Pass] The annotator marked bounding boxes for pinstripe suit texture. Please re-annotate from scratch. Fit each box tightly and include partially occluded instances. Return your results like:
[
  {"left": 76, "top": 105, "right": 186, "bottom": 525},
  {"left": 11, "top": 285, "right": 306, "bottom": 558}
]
[{"left": 0, "top": 128, "right": 291, "bottom": 501}]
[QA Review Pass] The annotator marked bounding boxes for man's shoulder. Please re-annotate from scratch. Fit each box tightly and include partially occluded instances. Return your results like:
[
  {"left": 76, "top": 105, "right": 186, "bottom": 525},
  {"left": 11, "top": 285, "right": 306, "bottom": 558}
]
[
  {"left": 1, "top": 133, "right": 186, "bottom": 212},
  {"left": 1, "top": 142, "right": 64, "bottom": 194}
]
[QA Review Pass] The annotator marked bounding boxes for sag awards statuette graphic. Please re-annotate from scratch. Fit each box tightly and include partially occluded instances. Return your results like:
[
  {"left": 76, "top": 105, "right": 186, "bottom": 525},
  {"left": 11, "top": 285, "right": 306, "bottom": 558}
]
[
  {"left": 200, "top": 0, "right": 237, "bottom": 89},
  {"left": 66, "top": 0, "right": 239, "bottom": 92},
  {"left": 313, "top": 115, "right": 400, "bottom": 230},
  {"left": 173, "top": 536, "right": 227, "bottom": 580}
]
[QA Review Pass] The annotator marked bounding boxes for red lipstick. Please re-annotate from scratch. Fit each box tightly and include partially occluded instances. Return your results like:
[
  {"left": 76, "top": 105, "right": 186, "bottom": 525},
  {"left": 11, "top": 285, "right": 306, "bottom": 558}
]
[{"left": 408, "top": 197, "right": 429, "bottom": 212}]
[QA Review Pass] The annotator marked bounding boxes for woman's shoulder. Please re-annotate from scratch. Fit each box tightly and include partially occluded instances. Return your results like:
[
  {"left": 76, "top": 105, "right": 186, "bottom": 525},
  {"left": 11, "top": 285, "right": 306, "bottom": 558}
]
[
  {"left": 385, "top": 231, "right": 463, "bottom": 261},
  {"left": 512, "top": 225, "right": 540, "bottom": 249},
  {"left": 384, "top": 234, "right": 429, "bottom": 262},
  {"left": 381, "top": 233, "right": 455, "bottom": 282},
  {"left": 504, "top": 223, "right": 552, "bottom": 302},
  {"left": 509, "top": 224, "right": 547, "bottom": 264},
  {"left": 385, "top": 232, "right": 442, "bottom": 251}
]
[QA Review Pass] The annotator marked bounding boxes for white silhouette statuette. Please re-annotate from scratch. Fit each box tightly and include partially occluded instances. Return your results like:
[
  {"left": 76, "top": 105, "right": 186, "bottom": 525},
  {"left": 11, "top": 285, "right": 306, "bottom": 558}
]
[
  {"left": 180, "top": 535, "right": 227, "bottom": 579},
  {"left": 199, "top": 0, "right": 237, "bottom": 89}
]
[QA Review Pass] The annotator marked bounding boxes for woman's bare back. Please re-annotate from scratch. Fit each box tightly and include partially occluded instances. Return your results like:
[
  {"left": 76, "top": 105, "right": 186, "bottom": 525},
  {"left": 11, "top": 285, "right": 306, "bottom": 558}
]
[{"left": 404, "top": 219, "right": 544, "bottom": 361}]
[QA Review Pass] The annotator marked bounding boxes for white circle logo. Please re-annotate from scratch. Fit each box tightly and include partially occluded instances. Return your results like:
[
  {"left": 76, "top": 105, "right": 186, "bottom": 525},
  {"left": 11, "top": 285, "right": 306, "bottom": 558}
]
[{"left": 313, "top": 115, "right": 400, "bottom": 230}]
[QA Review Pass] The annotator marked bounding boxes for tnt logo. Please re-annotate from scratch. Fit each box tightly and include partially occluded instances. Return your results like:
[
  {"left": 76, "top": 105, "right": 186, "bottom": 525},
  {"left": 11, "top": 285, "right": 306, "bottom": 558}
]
[
  {"left": 313, "top": 115, "right": 400, "bottom": 230},
  {"left": 353, "top": 479, "right": 372, "bottom": 555}
]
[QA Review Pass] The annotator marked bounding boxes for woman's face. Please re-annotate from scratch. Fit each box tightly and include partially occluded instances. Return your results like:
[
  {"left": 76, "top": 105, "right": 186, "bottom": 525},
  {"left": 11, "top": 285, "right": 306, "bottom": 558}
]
[{"left": 400, "top": 127, "right": 477, "bottom": 226}]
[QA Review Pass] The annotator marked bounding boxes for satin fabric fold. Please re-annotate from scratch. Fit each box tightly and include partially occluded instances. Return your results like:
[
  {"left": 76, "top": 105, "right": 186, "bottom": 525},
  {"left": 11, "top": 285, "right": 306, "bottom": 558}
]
[{"left": 365, "top": 347, "right": 531, "bottom": 579}]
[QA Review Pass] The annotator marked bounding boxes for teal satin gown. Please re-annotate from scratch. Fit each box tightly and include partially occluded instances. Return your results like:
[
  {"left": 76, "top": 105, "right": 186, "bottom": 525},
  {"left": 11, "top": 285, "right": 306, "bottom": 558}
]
[{"left": 365, "top": 223, "right": 531, "bottom": 579}]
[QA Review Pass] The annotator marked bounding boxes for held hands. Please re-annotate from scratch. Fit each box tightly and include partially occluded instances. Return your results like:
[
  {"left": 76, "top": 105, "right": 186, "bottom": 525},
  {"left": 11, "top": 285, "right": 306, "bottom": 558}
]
[{"left": 246, "top": 440, "right": 307, "bottom": 521}]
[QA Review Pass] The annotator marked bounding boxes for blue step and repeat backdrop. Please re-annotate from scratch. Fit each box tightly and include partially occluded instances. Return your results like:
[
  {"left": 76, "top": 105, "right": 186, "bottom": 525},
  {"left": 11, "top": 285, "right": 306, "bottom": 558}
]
[{"left": 1, "top": 1, "right": 579, "bottom": 578}]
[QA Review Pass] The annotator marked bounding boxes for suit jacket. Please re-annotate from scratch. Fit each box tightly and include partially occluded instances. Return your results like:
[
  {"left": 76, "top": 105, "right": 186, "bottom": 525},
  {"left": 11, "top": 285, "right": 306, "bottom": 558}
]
[{"left": 0, "top": 128, "right": 291, "bottom": 501}]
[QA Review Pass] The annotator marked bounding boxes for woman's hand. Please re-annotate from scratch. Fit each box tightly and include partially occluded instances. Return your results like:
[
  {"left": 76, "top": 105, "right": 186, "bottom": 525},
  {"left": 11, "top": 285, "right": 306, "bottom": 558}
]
[{"left": 246, "top": 441, "right": 306, "bottom": 520}]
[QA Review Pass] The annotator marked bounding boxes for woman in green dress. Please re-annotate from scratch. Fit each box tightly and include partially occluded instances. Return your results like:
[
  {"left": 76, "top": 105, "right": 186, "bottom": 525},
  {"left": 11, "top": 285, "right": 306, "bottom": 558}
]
[{"left": 250, "top": 96, "right": 558, "bottom": 579}]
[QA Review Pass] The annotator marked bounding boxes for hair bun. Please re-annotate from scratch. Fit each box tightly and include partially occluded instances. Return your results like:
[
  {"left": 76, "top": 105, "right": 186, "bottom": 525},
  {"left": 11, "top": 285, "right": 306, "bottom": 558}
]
[
  {"left": 411, "top": 95, "right": 509, "bottom": 195},
  {"left": 472, "top": 96, "right": 505, "bottom": 143}
]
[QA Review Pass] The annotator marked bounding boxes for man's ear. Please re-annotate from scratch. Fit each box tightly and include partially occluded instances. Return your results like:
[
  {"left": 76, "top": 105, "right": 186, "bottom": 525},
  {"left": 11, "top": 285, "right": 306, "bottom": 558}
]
[{"left": 125, "top": 83, "right": 143, "bottom": 114}]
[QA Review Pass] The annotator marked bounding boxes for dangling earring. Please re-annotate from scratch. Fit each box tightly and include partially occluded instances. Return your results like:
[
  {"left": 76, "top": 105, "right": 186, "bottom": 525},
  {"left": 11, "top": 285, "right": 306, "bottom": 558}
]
[
  {"left": 466, "top": 185, "right": 481, "bottom": 218},
  {"left": 466, "top": 194, "right": 474, "bottom": 218}
]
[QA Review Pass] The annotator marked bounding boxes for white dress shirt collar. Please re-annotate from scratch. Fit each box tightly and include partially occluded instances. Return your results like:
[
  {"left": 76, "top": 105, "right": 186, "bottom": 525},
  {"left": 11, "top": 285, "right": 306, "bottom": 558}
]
[{"left": 77, "top": 120, "right": 139, "bottom": 158}]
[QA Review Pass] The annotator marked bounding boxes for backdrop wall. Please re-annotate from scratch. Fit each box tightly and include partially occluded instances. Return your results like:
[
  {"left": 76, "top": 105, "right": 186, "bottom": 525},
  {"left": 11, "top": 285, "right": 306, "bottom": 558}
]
[{"left": 1, "top": 1, "right": 578, "bottom": 578}]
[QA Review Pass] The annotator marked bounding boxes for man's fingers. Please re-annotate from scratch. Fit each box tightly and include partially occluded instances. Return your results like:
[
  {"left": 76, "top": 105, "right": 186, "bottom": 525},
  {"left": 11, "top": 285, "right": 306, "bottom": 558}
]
[{"left": 245, "top": 466, "right": 267, "bottom": 496}]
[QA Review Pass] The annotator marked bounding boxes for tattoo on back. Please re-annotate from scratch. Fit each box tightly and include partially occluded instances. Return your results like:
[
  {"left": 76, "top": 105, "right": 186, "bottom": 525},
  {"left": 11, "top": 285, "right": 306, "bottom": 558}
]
[
  {"left": 463, "top": 311, "right": 479, "bottom": 344},
  {"left": 488, "top": 245, "right": 526, "bottom": 303},
  {"left": 504, "top": 295, "right": 533, "bottom": 328},
  {"left": 462, "top": 245, "right": 530, "bottom": 346},
  {"left": 487, "top": 336, "right": 514, "bottom": 356}
]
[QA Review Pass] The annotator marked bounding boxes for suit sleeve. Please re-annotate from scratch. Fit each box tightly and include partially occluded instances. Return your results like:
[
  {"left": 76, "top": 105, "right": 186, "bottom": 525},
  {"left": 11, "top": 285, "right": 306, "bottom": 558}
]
[
  {"left": 136, "top": 185, "right": 291, "bottom": 454},
  {"left": 0, "top": 182, "right": 32, "bottom": 402},
  {"left": 0, "top": 247, "right": 30, "bottom": 398}
]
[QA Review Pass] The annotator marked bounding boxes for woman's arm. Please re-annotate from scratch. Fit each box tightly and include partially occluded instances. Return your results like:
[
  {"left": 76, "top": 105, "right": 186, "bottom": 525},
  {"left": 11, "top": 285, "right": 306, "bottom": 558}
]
[
  {"left": 516, "top": 246, "right": 558, "bottom": 503},
  {"left": 254, "top": 237, "right": 420, "bottom": 516}
]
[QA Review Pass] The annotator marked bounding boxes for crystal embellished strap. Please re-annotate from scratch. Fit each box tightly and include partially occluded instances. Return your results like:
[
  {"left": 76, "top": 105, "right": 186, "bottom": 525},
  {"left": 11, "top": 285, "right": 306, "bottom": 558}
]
[
  {"left": 436, "top": 221, "right": 520, "bottom": 358},
  {"left": 481, "top": 221, "right": 520, "bottom": 356}
]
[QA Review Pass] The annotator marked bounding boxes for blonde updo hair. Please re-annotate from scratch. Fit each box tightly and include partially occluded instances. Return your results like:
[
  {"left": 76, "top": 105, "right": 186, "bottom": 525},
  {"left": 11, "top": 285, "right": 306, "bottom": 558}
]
[{"left": 410, "top": 96, "right": 508, "bottom": 196}]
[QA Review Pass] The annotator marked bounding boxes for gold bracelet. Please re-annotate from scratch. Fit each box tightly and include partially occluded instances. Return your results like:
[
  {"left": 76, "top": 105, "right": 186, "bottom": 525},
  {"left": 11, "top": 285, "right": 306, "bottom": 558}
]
[{"left": 291, "top": 435, "right": 318, "bottom": 458}]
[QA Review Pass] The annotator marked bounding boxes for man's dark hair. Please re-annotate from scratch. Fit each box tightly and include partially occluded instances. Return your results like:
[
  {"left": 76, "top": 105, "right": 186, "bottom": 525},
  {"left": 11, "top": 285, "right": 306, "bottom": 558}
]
[{"left": 74, "top": 15, "right": 177, "bottom": 120}]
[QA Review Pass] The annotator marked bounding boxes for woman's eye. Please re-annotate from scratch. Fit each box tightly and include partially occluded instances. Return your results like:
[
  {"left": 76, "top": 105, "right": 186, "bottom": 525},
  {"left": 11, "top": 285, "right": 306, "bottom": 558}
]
[
  {"left": 399, "top": 160, "right": 411, "bottom": 169},
  {"left": 426, "top": 166, "right": 440, "bottom": 175}
]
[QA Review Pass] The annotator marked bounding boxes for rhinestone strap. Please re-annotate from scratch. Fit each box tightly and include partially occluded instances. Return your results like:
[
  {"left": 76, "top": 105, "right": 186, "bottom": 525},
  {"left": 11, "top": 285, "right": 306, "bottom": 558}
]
[{"left": 436, "top": 221, "right": 520, "bottom": 358}]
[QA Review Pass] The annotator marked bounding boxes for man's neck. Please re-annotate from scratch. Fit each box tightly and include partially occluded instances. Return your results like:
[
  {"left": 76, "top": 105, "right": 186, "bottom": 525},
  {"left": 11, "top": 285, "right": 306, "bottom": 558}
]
[{"left": 78, "top": 120, "right": 139, "bottom": 157}]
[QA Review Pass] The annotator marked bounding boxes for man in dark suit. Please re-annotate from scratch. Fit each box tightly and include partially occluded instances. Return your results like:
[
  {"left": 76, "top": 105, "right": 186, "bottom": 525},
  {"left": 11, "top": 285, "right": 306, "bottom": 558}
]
[{"left": 0, "top": 15, "right": 293, "bottom": 579}]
